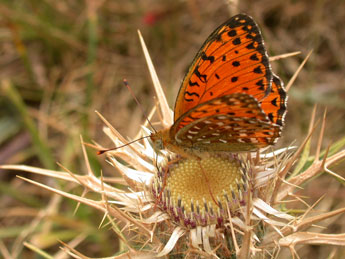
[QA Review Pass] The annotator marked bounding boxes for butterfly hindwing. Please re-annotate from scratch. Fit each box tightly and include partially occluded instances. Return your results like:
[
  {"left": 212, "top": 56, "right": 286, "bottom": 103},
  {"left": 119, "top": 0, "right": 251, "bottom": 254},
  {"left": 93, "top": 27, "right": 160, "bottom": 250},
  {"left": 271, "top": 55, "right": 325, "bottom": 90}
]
[
  {"left": 260, "top": 74, "right": 287, "bottom": 126},
  {"left": 172, "top": 93, "right": 281, "bottom": 152}
]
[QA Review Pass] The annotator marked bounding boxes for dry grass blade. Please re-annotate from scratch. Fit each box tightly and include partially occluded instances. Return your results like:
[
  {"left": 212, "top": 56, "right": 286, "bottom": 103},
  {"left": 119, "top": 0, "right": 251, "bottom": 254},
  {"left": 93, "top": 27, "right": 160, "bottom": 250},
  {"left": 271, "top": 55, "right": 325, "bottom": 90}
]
[
  {"left": 271, "top": 118, "right": 318, "bottom": 204},
  {"left": 16, "top": 175, "right": 154, "bottom": 238},
  {"left": 285, "top": 50, "right": 313, "bottom": 92},
  {"left": 23, "top": 242, "right": 54, "bottom": 259},
  {"left": 269, "top": 51, "right": 301, "bottom": 61},
  {"left": 261, "top": 207, "right": 345, "bottom": 247},
  {"left": 279, "top": 232, "right": 345, "bottom": 247},
  {"left": 289, "top": 105, "right": 317, "bottom": 178},
  {"left": 0, "top": 240, "right": 12, "bottom": 259},
  {"left": 280, "top": 149, "right": 345, "bottom": 201}
]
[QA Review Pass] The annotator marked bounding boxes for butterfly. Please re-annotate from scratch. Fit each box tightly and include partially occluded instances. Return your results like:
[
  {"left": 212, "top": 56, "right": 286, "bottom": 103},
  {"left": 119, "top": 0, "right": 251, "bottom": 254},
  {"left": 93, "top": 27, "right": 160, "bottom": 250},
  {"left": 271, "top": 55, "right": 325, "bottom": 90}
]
[{"left": 150, "top": 14, "right": 287, "bottom": 158}]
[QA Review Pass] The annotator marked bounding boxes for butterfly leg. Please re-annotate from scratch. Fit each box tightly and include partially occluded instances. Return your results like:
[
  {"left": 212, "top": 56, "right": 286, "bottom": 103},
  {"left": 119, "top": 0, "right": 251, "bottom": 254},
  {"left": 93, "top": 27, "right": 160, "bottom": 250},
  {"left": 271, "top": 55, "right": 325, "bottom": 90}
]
[
  {"left": 153, "top": 165, "right": 168, "bottom": 210},
  {"left": 154, "top": 157, "right": 182, "bottom": 210}
]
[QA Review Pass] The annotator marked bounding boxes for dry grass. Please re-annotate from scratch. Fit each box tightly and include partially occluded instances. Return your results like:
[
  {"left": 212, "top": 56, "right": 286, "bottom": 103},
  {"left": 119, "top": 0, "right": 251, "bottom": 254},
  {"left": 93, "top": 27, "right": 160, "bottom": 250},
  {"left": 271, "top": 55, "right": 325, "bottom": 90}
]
[{"left": 0, "top": 0, "right": 344, "bottom": 258}]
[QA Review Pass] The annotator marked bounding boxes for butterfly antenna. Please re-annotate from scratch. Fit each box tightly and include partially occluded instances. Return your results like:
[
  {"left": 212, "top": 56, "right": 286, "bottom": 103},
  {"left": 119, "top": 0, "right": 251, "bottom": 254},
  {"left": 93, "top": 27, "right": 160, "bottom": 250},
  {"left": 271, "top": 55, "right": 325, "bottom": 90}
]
[
  {"left": 123, "top": 79, "right": 157, "bottom": 133},
  {"left": 97, "top": 136, "right": 150, "bottom": 155}
]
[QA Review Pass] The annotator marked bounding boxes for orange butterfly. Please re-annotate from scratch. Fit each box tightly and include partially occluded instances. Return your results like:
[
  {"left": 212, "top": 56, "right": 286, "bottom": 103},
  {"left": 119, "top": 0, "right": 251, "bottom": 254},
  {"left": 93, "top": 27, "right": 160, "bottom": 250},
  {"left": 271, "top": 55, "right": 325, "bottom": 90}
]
[{"left": 150, "top": 14, "right": 287, "bottom": 158}]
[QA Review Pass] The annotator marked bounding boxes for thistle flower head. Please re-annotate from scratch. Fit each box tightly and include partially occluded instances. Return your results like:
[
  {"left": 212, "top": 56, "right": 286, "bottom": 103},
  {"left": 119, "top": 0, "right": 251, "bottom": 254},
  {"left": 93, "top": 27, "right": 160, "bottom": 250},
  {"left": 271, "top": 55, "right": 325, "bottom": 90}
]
[{"left": 152, "top": 153, "right": 248, "bottom": 229}]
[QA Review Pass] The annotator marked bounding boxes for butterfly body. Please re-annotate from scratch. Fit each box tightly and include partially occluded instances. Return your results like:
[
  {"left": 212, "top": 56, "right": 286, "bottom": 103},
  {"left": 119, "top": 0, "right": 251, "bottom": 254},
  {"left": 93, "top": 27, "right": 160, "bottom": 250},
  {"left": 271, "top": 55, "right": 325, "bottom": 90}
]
[{"left": 150, "top": 14, "right": 287, "bottom": 158}]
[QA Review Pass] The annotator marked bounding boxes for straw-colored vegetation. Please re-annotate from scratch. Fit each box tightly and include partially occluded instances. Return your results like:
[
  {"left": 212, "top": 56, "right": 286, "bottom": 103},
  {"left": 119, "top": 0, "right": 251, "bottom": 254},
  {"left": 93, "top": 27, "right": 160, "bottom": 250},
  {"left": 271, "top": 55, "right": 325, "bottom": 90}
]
[{"left": 0, "top": 0, "right": 344, "bottom": 258}]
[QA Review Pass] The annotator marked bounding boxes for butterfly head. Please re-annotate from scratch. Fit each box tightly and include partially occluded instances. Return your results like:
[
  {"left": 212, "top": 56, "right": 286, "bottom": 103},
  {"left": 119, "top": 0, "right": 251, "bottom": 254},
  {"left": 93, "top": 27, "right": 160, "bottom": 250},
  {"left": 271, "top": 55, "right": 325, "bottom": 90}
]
[{"left": 150, "top": 128, "right": 171, "bottom": 152}]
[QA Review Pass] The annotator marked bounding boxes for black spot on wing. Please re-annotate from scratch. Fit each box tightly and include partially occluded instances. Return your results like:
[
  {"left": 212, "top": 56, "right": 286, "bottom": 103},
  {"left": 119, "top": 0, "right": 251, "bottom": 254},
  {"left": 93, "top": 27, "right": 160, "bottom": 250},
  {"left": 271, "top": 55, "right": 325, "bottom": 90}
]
[
  {"left": 194, "top": 65, "right": 207, "bottom": 83},
  {"left": 201, "top": 52, "right": 215, "bottom": 63},
  {"left": 232, "top": 61, "right": 240, "bottom": 67},
  {"left": 185, "top": 91, "right": 200, "bottom": 98},
  {"left": 189, "top": 80, "right": 200, "bottom": 87},
  {"left": 246, "top": 42, "right": 255, "bottom": 49},
  {"left": 250, "top": 53, "right": 259, "bottom": 61},
  {"left": 271, "top": 97, "right": 278, "bottom": 107},
  {"left": 253, "top": 66, "right": 263, "bottom": 74},
  {"left": 256, "top": 79, "right": 265, "bottom": 90},
  {"left": 228, "top": 29, "right": 237, "bottom": 37},
  {"left": 232, "top": 38, "right": 241, "bottom": 45}
]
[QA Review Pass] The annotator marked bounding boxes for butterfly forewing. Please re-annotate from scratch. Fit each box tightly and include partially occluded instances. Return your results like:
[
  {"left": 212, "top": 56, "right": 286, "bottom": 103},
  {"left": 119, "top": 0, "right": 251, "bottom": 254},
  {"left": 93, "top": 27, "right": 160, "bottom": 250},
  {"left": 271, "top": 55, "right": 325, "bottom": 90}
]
[
  {"left": 173, "top": 93, "right": 281, "bottom": 152},
  {"left": 174, "top": 14, "right": 273, "bottom": 121}
]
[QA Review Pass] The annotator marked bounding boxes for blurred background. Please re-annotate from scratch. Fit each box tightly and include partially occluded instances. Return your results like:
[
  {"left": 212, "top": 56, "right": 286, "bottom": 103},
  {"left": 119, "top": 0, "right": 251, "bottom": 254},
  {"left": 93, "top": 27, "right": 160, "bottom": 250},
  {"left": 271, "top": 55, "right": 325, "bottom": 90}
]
[{"left": 0, "top": 0, "right": 344, "bottom": 258}]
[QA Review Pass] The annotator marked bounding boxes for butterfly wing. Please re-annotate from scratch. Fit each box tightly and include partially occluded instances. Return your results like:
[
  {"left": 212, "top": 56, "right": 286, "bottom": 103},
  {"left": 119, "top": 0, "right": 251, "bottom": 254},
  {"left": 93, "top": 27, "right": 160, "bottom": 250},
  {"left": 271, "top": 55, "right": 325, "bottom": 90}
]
[
  {"left": 172, "top": 93, "right": 281, "bottom": 152},
  {"left": 260, "top": 74, "right": 287, "bottom": 126},
  {"left": 174, "top": 14, "right": 273, "bottom": 121}
]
